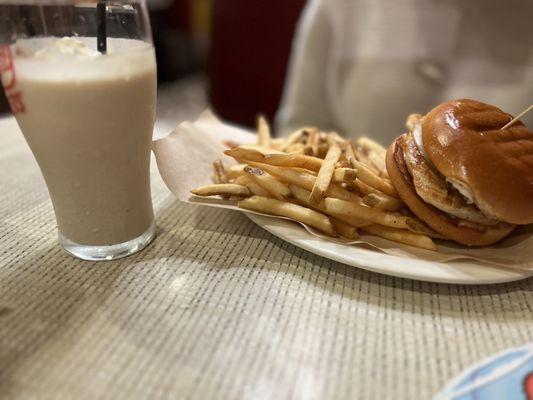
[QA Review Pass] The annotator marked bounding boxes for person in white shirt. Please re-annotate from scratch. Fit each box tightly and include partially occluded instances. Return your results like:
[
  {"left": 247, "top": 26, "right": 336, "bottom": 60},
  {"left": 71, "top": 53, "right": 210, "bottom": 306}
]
[{"left": 276, "top": 0, "right": 533, "bottom": 144}]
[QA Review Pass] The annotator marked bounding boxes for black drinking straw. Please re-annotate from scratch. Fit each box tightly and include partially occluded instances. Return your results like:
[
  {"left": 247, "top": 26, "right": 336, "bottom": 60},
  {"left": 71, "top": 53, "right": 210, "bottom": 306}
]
[{"left": 96, "top": 2, "right": 107, "bottom": 54}]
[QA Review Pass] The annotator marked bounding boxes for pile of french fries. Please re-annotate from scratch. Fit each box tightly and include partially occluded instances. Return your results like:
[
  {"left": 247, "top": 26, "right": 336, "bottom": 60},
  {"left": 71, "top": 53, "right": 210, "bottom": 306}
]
[{"left": 191, "top": 117, "right": 442, "bottom": 251}]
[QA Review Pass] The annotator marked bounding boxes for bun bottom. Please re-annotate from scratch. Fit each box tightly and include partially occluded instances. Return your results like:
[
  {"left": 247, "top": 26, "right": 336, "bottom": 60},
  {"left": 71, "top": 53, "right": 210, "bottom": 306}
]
[{"left": 386, "top": 135, "right": 515, "bottom": 246}]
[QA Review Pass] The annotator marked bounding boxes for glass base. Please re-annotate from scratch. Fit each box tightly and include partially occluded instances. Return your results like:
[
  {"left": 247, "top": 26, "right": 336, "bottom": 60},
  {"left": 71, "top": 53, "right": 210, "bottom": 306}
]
[{"left": 59, "top": 220, "right": 156, "bottom": 261}]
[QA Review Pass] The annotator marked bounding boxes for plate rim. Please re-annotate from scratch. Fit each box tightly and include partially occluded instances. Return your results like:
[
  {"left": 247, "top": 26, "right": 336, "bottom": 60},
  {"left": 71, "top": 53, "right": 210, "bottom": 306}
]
[{"left": 245, "top": 213, "right": 533, "bottom": 285}]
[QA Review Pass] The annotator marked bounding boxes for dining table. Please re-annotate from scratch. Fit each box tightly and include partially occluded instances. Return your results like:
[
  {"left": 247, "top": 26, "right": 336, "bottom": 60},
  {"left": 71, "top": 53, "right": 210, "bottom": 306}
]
[{"left": 1, "top": 78, "right": 532, "bottom": 400}]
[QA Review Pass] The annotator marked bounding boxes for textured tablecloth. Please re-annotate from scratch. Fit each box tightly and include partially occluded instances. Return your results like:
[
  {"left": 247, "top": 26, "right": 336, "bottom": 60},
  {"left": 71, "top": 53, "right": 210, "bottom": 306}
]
[{"left": 1, "top": 94, "right": 533, "bottom": 400}]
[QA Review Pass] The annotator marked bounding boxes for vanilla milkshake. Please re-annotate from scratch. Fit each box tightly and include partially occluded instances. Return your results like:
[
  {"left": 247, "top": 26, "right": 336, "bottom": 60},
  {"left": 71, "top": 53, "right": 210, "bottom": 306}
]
[{"left": 3, "top": 37, "right": 157, "bottom": 258}]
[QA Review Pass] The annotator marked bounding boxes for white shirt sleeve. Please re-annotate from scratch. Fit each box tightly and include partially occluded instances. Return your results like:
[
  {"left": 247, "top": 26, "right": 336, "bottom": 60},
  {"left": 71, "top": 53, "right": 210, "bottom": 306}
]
[
  {"left": 277, "top": 0, "right": 533, "bottom": 139},
  {"left": 275, "top": 0, "right": 337, "bottom": 136}
]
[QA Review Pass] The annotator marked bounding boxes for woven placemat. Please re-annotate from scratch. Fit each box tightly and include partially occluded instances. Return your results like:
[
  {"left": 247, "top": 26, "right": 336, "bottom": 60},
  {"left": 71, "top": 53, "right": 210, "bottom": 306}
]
[{"left": 1, "top": 117, "right": 532, "bottom": 400}]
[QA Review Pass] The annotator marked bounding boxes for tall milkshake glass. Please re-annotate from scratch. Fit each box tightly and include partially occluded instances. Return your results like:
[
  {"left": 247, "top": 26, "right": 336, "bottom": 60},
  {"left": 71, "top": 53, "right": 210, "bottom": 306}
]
[{"left": 0, "top": 0, "right": 157, "bottom": 260}]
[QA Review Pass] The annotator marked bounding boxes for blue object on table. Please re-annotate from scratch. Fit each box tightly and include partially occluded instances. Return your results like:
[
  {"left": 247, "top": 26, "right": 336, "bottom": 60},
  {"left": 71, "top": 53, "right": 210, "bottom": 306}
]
[{"left": 435, "top": 343, "right": 533, "bottom": 400}]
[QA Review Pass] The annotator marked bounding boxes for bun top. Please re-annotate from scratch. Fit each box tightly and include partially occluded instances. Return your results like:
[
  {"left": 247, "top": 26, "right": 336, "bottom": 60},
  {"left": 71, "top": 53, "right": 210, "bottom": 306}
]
[{"left": 421, "top": 99, "right": 533, "bottom": 224}]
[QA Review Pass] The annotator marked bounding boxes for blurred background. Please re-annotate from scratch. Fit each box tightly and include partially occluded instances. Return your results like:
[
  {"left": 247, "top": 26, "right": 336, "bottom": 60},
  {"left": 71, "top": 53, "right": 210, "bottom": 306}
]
[
  {"left": 0, "top": 0, "right": 307, "bottom": 132},
  {"left": 1, "top": 0, "right": 531, "bottom": 138}
]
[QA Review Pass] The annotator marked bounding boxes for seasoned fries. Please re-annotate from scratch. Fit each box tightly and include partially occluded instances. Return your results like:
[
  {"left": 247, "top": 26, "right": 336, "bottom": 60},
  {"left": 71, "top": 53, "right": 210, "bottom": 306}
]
[
  {"left": 323, "top": 198, "right": 411, "bottom": 229},
  {"left": 355, "top": 137, "right": 387, "bottom": 174},
  {"left": 270, "top": 137, "right": 286, "bottom": 151},
  {"left": 332, "top": 168, "right": 358, "bottom": 183},
  {"left": 191, "top": 184, "right": 250, "bottom": 198},
  {"left": 308, "top": 129, "right": 320, "bottom": 157},
  {"left": 244, "top": 166, "right": 291, "bottom": 200},
  {"left": 309, "top": 143, "right": 342, "bottom": 206},
  {"left": 283, "top": 128, "right": 312, "bottom": 151},
  {"left": 330, "top": 217, "right": 360, "bottom": 240},
  {"left": 351, "top": 179, "right": 381, "bottom": 196},
  {"left": 212, "top": 160, "right": 227, "bottom": 184},
  {"left": 260, "top": 153, "right": 323, "bottom": 171},
  {"left": 291, "top": 185, "right": 370, "bottom": 228},
  {"left": 257, "top": 115, "right": 271, "bottom": 149},
  {"left": 244, "top": 161, "right": 362, "bottom": 203},
  {"left": 360, "top": 224, "right": 437, "bottom": 251},
  {"left": 224, "top": 145, "right": 283, "bottom": 164},
  {"left": 191, "top": 117, "right": 439, "bottom": 251},
  {"left": 226, "top": 164, "right": 247, "bottom": 180},
  {"left": 238, "top": 196, "right": 336, "bottom": 236},
  {"left": 234, "top": 176, "right": 270, "bottom": 197},
  {"left": 356, "top": 137, "right": 387, "bottom": 159},
  {"left": 351, "top": 159, "right": 398, "bottom": 197}
]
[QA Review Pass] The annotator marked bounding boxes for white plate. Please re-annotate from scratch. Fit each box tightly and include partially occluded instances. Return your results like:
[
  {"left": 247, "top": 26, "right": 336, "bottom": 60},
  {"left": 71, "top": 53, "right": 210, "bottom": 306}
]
[{"left": 245, "top": 213, "right": 533, "bottom": 285}]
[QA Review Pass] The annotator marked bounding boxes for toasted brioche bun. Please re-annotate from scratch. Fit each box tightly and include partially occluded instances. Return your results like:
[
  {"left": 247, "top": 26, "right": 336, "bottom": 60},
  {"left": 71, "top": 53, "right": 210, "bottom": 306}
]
[
  {"left": 386, "top": 135, "right": 515, "bottom": 246},
  {"left": 422, "top": 99, "right": 533, "bottom": 224}
]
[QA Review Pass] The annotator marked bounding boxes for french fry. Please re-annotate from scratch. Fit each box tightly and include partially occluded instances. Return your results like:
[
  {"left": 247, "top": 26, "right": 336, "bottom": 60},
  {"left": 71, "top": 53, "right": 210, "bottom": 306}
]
[
  {"left": 262, "top": 153, "right": 323, "bottom": 171},
  {"left": 257, "top": 115, "right": 271, "bottom": 148},
  {"left": 317, "top": 143, "right": 329, "bottom": 159},
  {"left": 355, "top": 137, "right": 387, "bottom": 175},
  {"left": 246, "top": 161, "right": 362, "bottom": 203},
  {"left": 352, "top": 179, "right": 381, "bottom": 196},
  {"left": 282, "top": 128, "right": 310, "bottom": 151},
  {"left": 351, "top": 159, "right": 398, "bottom": 197},
  {"left": 325, "top": 183, "right": 363, "bottom": 203},
  {"left": 225, "top": 146, "right": 320, "bottom": 170},
  {"left": 224, "top": 145, "right": 283, "bottom": 164},
  {"left": 309, "top": 143, "right": 342, "bottom": 205},
  {"left": 335, "top": 160, "right": 351, "bottom": 169},
  {"left": 330, "top": 217, "right": 360, "bottom": 240},
  {"left": 307, "top": 129, "right": 320, "bottom": 157},
  {"left": 360, "top": 224, "right": 437, "bottom": 251},
  {"left": 238, "top": 195, "right": 336, "bottom": 236},
  {"left": 286, "top": 143, "right": 306, "bottom": 154},
  {"left": 327, "top": 131, "right": 345, "bottom": 145},
  {"left": 194, "top": 125, "right": 448, "bottom": 253},
  {"left": 270, "top": 138, "right": 286, "bottom": 151},
  {"left": 244, "top": 166, "right": 291, "bottom": 200},
  {"left": 323, "top": 198, "right": 412, "bottom": 229},
  {"left": 332, "top": 168, "right": 358, "bottom": 183},
  {"left": 356, "top": 137, "right": 387, "bottom": 158},
  {"left": 229, "top": 150, "right": 323, "bottom": 171},
  {"left": 352, "top": 143, "right": 382, "bottom": 175},
  {"left": 296, "top": 167, "right": 317, "bottom": 176},
  {"left": 246, "top": 163, "right": 313, "bottom": 186},
  {"left": 226, "top": 164, "right": 247, "bottom": 180},
  {"left": 344, "top": 139, "right": 357, "bottom": 163},
  {"left": 234, "top": 176, "right": 270, "bottom": 197},
  {"left": 301, "top": 145, "right": 313, "bottom": 155},
  {"left": 233, "top": 176, "right": 248, "bottom": 185},
  {"left": 212, "top": 160, "right": 227, "bottom": 184},
  {"left": 222, "top": 140, "right": 241, "bottom": 149},
  {"left": 362, "top": 193, "right": 404, "bottom": 212},
  {"left": 291, "top": 185, "right": 371, "bottom": 228},
  {"left": 287, "top": 145, "right": 314, "bottom": 156},
  {"left": 191, "top": 184, "right": 250, "bottom": 198},
  {"left": 367, "top": 155, "right": 388, "bottom": 178},
  {"left": 355, "top": 153, "right": 381, "bottom": 176}
]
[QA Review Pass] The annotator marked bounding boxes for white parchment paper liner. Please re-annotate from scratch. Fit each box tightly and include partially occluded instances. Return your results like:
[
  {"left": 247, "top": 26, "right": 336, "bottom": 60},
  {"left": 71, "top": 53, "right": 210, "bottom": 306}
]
[{"left": 152, "top": 110, "right": 533, "bottom": 271}]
